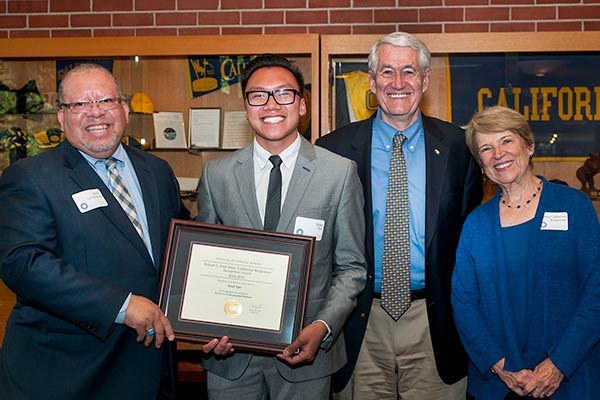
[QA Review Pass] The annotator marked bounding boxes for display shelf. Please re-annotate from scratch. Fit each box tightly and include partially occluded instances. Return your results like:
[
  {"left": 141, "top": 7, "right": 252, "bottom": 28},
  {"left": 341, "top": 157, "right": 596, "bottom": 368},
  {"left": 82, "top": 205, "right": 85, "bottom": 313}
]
[
  {"left": 320, "top": 31, "right": 600, "bottom": 206},
  {"left": 0, "top": 34, "right": 319, "bottom": 358},
  {"left": 320, "top": 31, "right": 600, "bottom": 134},
  {"left": 0, "top": 35, "right": 320, "bottom": 179}
]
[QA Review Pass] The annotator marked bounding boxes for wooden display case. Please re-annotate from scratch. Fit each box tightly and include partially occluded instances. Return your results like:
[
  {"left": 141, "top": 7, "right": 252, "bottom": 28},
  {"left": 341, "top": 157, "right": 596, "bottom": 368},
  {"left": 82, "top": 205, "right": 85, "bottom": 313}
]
[
  {"left": 320, "top": 32, "right": 600, "bottom": 203},
  {"left": 0, "top": 34, "right": 319, "bottom": 376},
  {"left": 320, "top": 31, "right": 600, "bottom": 134},
  {"left": 0, "top": 35, "right": 319, "bottom": 179}
]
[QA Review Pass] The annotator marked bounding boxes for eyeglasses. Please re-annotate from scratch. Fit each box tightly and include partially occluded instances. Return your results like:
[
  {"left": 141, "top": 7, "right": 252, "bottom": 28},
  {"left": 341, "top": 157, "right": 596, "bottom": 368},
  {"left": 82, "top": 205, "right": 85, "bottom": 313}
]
[
  {"left": 245, "top": 89, "right": 302, "bottom": 107},
  {"left": 60, "top": 98, "right": 124, "bottom": 114},
  {"left": 376, "top": 67, "right": 421, "bottom": 81}
]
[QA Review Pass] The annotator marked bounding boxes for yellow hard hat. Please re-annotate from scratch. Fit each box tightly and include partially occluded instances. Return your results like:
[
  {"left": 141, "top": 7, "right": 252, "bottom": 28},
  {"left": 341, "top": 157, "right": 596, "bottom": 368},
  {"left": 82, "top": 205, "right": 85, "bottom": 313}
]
[{"left": 131, "top": 92, "right": 154, "bottom": 114}]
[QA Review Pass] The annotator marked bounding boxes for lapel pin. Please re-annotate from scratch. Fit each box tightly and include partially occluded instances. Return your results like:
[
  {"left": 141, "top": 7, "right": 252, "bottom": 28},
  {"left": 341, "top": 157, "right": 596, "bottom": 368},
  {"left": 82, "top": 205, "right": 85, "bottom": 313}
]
[{"left": 434, "top": 149, "right": 440, "bottom": 155}]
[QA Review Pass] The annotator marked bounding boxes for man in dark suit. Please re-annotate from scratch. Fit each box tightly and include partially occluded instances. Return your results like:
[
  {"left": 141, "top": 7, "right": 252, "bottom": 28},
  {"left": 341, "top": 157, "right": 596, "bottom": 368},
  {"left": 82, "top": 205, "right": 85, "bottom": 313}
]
[
  {"left": 197, "top": 54, "right": 367, "bottom": 400},
  {"left": 317, "top": 32, "right": 483, "bottom": 399},
  {"left": 0, "top": 63, "right": 189, "bottom": 399}
]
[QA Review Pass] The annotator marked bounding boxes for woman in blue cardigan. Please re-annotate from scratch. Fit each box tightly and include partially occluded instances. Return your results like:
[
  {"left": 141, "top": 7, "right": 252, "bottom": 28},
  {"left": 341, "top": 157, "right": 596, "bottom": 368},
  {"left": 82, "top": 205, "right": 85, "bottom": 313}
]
[{"left": 452, "top": 106, "right": 599, "bottom": 400}]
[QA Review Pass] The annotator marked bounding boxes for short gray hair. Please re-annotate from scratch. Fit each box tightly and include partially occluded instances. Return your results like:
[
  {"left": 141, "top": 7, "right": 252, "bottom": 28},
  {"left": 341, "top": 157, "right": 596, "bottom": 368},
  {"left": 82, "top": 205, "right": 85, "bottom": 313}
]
[{"left": 368, "top": 31, "right": 431, "bottom": 74}]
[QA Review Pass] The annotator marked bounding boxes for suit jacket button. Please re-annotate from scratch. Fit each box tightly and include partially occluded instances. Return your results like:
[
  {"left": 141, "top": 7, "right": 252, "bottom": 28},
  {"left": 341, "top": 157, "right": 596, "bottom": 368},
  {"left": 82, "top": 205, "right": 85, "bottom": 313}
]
[
  {"left": 367, "top": 274, "right": 373, "bottom": 280},
  {"left": 359, "top": 312, "right": 367, "bottom": 319}
]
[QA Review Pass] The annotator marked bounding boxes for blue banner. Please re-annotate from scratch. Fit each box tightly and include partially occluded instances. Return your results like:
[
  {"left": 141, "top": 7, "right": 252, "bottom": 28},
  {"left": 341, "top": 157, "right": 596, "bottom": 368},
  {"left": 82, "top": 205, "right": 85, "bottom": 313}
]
[
  {"left": 449, "top": 54, "right": 600, "bottom": 158},
  {"left": 188, "top": 55, "right": 254, "bottom": 98}
]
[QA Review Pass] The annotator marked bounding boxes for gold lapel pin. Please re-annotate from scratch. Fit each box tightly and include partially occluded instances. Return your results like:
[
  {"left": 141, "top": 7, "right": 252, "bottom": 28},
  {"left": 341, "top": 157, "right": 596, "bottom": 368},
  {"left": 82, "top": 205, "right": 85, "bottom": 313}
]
[{"left": 434, "top": 149, "right": 440, "bottom": 155}]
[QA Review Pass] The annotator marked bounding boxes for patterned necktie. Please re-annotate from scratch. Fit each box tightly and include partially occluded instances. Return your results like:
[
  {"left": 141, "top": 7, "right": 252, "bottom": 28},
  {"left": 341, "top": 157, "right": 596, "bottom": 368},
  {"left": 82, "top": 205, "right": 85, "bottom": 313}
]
[
  {"left": 381, "top": 133, "right": 411, "bottom": 321},
  {"left": 263, "top": 155, "right": 283, "bottom": 231},
  {"left": 104, "top": 157, "right": 146, "bottom": 244}
]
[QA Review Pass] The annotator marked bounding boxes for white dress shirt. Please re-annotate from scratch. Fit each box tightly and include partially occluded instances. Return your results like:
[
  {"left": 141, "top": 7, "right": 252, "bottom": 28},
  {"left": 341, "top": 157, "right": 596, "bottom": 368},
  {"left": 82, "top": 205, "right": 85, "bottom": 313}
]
[{"left": 253, "top": 133, "right": 301, "bottom": 226}]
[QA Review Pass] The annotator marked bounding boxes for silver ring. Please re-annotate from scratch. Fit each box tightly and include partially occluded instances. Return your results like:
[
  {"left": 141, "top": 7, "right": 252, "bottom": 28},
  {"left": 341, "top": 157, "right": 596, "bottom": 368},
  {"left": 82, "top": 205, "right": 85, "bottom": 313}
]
[
  {"left": 541, "top": 393, "right": 546, "bottom": 398},
  {"left": 147, "top": 328, "right": 155, "bottom": 336}
]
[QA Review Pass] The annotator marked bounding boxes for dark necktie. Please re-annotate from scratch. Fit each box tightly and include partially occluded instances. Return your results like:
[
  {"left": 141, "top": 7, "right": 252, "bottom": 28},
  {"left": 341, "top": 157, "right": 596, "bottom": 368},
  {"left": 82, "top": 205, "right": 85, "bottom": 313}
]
[
  {"left": 104, "top": 157, "right": 147, "bottom": 246},
  {"left": 381, "top": 133, "right": 411, "bottom": 321},
  {"left": 263, "top": 155, "right": 282, "bottom": 231}
]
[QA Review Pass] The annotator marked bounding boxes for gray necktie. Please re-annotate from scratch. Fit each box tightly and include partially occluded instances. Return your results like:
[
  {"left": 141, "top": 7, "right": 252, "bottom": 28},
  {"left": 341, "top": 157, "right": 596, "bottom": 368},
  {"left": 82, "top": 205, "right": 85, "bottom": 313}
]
[
  {"left": 263, "top": 155, "right": 282, "bottom": 231},
  {"left": 381, "top": 133, "right": 411, "bottom": 321}
]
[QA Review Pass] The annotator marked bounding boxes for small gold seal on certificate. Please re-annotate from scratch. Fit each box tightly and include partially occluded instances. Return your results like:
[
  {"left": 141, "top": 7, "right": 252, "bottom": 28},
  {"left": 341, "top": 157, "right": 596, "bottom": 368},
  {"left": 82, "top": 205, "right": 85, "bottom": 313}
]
[{"left": 224, "top": 299, "right": 243, "bottom": 317}]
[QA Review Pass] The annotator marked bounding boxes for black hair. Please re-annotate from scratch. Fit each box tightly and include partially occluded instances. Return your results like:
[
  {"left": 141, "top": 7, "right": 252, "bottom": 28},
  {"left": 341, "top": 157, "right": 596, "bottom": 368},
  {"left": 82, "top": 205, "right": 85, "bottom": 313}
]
[{"left": 240, "top": 54, "right": 305, "bottom": 95}]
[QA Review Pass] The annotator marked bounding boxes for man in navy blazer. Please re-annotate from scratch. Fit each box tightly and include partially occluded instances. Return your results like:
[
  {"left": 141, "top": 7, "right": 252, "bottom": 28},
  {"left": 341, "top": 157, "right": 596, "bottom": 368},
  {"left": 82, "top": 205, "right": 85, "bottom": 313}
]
[
  {"left": 0, "top": 63, "right": 188, "bottom": 399},
  {"left": 317, "top": 32, "right": 483, "bottom": 399}
]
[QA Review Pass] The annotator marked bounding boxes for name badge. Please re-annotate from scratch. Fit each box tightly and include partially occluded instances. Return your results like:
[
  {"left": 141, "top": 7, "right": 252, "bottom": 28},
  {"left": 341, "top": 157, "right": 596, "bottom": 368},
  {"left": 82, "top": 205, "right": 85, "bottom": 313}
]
[
  {"left": 72, "top": 189, "right": 108, "bottom": 213},
  {"left": 294, "top": 216, "right": 325, "bottom": 241},
  {"left": 541, "top": 212, "right": 568, "bottom": 231}
]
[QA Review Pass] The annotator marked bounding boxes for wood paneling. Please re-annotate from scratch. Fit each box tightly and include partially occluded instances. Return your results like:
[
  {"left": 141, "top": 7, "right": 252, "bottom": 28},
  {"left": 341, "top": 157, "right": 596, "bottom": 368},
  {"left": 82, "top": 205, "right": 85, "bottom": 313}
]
[{"left": 0, "top": 282, "right": 15, "bottom": 346}]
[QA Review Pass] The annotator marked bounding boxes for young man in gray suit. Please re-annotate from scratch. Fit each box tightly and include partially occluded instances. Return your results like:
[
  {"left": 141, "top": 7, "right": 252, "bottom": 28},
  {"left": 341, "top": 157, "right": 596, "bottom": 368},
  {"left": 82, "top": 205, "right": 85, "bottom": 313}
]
[{"left": 197, "top": 54, "right": 367, "bottom": 400}]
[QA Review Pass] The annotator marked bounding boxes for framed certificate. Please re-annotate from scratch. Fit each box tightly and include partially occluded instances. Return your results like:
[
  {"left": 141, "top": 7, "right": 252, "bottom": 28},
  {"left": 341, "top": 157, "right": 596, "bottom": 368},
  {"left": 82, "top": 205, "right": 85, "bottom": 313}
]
[
  {"left": 158, "top": 220, "right": 315, "bottom": 353},
  {"left": 189, "top": 108, "right": 221, "bottom": 149},
  {"left": 221, "top": 110, "right": 254, "bottom": 149},
  {"left": 153, "top": 111, "right": 187, "bottom": 149}
]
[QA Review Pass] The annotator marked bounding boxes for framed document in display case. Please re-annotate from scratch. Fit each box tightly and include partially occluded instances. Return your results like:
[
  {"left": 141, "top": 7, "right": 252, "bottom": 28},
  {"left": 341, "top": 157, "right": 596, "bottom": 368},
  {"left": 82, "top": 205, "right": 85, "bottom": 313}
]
[
  {"left": 221, "top": 110, "right": 254, "bottom": 149},
  {"left": 188, "top": 108, "right": 221, "bottom": 149},
  {"left": 158, "top": 220, "right": 315, "bottom": 353},
  {"left": 153, "top": 111, "right": 187, "bottom": 149}
]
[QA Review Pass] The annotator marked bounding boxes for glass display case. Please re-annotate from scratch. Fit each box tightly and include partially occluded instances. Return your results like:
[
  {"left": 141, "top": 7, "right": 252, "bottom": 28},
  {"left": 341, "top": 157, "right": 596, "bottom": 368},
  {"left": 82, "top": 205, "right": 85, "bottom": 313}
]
[
  {"left": 0, "top": 33, "right": 320, "bottom": 370},
  {"left": 0, "top": 35, "right": 320, "bottom": 182},
  {"left": 320, "top": 32, "right": 600, "bottom": 207}
]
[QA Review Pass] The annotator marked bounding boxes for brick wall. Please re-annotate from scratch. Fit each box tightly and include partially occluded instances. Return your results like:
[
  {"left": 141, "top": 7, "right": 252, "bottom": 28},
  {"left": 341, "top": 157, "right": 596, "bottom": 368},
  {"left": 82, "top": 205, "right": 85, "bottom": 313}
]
[{"left": 1, "top": 0, "right": 599, "bottom": 38}]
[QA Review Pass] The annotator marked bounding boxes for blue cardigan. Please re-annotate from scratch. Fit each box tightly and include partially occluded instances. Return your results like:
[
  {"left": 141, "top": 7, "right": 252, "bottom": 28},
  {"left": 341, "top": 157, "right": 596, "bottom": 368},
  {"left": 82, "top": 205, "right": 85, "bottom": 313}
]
[{"left": 452, "top": 177, "right": 600, "bottom": 400}]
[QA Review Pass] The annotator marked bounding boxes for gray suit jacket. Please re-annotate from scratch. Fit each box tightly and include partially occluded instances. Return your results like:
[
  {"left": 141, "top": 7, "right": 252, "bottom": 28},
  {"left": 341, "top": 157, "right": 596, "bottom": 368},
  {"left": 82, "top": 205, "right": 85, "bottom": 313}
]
[{"left": 197, "top": 136, "right": 367, "bottom": 382}]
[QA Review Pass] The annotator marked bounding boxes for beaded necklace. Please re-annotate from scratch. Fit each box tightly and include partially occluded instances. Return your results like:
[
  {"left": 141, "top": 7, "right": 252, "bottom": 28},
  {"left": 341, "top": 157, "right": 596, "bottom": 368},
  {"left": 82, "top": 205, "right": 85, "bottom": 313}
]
[{"left": 501, "top": 180, "right": 542, "bottom": 209}]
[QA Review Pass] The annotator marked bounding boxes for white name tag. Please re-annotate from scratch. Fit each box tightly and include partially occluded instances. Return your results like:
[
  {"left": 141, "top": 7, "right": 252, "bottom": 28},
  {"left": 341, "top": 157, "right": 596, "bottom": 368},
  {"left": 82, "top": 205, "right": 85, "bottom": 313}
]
[
  {"left": 541, "top": 212, "right": 568, "bottom": 231},
  {"left": 294, "top": 216, "right": 325, "bottom": 241},
  {"left": 72, "top": 189, "right": 108, "bottom": 214}
]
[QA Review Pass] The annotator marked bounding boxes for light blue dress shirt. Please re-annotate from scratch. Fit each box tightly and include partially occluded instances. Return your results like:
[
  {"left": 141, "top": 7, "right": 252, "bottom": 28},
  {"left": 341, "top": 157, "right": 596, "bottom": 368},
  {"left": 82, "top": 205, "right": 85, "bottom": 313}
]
[
  {"left": 371, "top": 109, "right": 426, "bottom": 292},
  {"left": 80, "top": 144, "right": 154, "bottom": 323}
]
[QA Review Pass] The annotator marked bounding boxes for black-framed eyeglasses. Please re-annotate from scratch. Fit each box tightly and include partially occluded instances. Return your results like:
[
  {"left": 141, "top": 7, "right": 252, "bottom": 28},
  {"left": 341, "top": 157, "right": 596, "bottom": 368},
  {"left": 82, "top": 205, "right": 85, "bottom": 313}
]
[
  {"left": 60, "top": 98, "right": 124, "bottom": 114},
  {"left": 245, "top": 89, "right": 302, "bottom": 107}
]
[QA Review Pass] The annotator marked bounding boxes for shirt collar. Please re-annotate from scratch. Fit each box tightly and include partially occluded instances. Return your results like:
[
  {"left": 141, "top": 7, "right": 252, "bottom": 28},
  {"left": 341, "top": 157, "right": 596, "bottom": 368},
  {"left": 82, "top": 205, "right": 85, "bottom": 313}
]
[
  {"left": 373, "top": 109, "right": 423, "bottom": 151},
  {"left": 79, "top": 143, "right": 127, "bottom": 169},
  {"left": 253, "top": 133, "right": 301, "bottom": 171}
]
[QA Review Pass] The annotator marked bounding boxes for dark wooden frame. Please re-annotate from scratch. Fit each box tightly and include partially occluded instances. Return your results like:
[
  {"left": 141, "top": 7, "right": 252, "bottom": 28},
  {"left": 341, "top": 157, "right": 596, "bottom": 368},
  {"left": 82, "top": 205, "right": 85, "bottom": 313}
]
[{"left": 158, "top": 220, "right": 315, "bottom": 353}]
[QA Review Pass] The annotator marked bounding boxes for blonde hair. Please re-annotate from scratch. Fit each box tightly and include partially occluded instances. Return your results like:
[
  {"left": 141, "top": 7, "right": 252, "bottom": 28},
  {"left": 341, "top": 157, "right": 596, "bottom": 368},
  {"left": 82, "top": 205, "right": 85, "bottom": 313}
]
[{"left": 465, "top": 106, "right": 535, "bottom": 167}]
